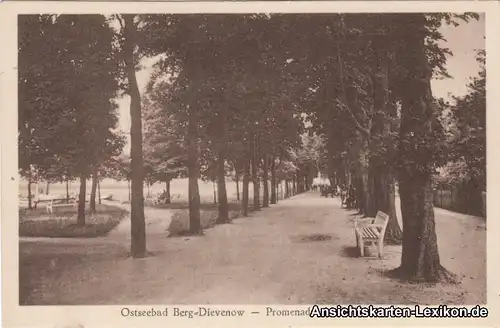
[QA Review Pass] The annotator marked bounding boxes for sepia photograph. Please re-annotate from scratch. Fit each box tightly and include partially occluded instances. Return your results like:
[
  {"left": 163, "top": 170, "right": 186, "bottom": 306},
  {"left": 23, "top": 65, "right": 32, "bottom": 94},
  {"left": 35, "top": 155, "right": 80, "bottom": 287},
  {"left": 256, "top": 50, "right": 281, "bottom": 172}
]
[{"left": 1, "top": 1, "right": 496, "bottom": 327}]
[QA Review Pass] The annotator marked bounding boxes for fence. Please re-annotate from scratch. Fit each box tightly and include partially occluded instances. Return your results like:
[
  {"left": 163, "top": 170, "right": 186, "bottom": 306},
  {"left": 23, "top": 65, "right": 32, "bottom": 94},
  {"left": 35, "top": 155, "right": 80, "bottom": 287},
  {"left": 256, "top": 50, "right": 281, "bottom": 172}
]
[{"left": 433, "top": 186, "right": 486, "bottom": 218}]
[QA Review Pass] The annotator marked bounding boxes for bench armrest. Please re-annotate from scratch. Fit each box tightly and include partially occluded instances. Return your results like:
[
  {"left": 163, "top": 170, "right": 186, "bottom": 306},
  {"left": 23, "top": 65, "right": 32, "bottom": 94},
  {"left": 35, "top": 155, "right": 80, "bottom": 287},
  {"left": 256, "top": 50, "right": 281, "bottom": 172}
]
[
  {"left": 354, "top": 218, "right": 374, "bottom": 223},
  {"left": 355, "top": 225, "right": 383, "bottom": 237},
  {"left": 359, "top": 224, "right": 384, "bottom": 233},
  {"left": 353, "top": 218, "right": 374, "bottom": 228}
]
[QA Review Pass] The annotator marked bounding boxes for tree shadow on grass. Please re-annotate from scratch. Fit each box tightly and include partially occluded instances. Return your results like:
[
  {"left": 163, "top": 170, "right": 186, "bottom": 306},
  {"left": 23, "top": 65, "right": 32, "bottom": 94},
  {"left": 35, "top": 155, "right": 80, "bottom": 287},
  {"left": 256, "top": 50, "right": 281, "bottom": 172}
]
[
  {"left": 164, "top": 200, "right": 280, "bottom": 237},
  {"left": 167, "top": 207, "right": 244, "bottom": 238}
]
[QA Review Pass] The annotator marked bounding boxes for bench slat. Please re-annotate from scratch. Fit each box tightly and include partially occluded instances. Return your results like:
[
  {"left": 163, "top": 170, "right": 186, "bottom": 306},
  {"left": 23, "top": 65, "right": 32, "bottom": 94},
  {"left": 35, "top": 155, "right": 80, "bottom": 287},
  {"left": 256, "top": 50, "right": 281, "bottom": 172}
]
[{"left": 361, "top": 227, "right": 379, "bottom": 239}]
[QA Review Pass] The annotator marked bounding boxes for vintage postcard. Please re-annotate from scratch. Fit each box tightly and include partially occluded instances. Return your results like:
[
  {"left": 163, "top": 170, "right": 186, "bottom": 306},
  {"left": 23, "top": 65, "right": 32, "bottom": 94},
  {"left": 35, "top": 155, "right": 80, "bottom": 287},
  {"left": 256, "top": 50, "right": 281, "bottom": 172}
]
[{"left": 1, "top": 1, "right": 498, "bottom": 327}]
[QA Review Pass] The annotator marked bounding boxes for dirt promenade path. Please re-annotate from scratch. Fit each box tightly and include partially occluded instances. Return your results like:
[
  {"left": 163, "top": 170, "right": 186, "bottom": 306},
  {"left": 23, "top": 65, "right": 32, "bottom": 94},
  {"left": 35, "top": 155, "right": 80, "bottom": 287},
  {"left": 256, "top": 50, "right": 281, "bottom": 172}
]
[{"left": 19, "top": 192, "right": 485, "bottom": 305}]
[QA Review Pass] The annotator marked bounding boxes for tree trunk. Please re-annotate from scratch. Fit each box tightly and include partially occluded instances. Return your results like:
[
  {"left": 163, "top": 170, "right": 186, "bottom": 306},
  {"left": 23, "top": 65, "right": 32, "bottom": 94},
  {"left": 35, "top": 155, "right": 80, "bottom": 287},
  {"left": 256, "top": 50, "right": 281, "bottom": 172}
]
[
  {"left": 28, "top": 174, "right": 32, "bottom": 210},
  {"left": 124, "top": 14, "right": 146, "bottom": 258},
  {"left": 213, "top": 181, "right": 217, "bottom": 204},
  {"left": 370, "top": 31, "right": 402, "bottom": 243},
  {"left": 45, "top": 181, "right": 50, "bottom": 195},
  {"left": 360, "top": 160, "right": 374, "bottom": 216},
  {"left": 98, "top": 180, "right": 101, "bottom": 204},
  {"left": 242, "top": 159, "right": 250, "bottom": 216},
  {"left": 187, "top": 108, "right": 201, "bottom": 235},
  {"left": 235, "top": 173, "right": 240, "bottom": 201},
  {"left": 77, "top": 174, "right": 86, "bottom": 226},
  {"left": 285, "top": 179, "right": 290, "bottom": 198},
  {"left": 292, "top": 176, "right": 296, "bottom": 195},
  {"left": 380, "top": 175, "right": 402, "bottom": 244},
  {"left": 392, "top": 14, "right": 451, "bottom": 282},
  {"left": 397, "top": 174, "right": 445, "bottom": 281},
  {"left": 262, "top": 155, "right": 269, "bottom": 207},
  {"left": 270, "top": 157, "right": 277, "bottom": 204},
  {"left": 165, "top": 179, "right": 171, "bottom": 204},
  {"left": 127, "top": 179, "right": 131, "bottom": 202},
  {"left": 216, "top": 149, "right": 229, "bottom": 224},
  {"left": 147, "top": 182, "right": 151, "bottom": 198},
  {"left": 90, "top": 168, "right": 98, "bottom": 213},
  {"left": 251, "top": 138, "right": 260, "bottom": 211},
  {"left": 295, "top": 173, "right": 299, "bottom": 194},
  {"left": 66, "top": 179, "right": 69, "bottom": 203}
]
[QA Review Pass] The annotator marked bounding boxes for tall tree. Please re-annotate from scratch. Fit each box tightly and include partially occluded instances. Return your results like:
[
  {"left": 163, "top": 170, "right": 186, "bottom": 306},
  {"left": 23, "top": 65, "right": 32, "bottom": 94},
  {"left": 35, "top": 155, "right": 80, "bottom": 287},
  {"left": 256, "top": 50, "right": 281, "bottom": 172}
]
[
  {"left": 119, "top": 14, "right": 147, "bottom": 257},
  {"left": 140, "top": 15, "right": 207, "bottom": 235},
  {"left": 390, "top": 13, "right": 475, "bottom": 282},
  {"left": 143, "top": 97, "right": 187, "bottom": 204}
]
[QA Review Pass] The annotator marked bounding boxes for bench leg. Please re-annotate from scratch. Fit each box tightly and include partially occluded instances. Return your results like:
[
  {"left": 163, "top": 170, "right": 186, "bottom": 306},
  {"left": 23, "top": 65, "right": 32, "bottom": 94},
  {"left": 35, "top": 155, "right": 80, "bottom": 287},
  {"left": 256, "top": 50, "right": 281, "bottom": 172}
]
[
  {"left": 378, "top": 240, "right": 384, "bottom": 259},
  {"left": 359, "top": 239, "right": 364, "bottom": 257}
]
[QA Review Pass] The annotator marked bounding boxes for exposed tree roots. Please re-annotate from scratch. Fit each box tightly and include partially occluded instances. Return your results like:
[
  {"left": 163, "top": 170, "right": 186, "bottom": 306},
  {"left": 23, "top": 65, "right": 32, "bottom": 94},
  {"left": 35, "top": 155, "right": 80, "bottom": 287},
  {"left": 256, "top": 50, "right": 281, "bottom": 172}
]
[
  {"left": 387, "top": 265, "right": 460, "bottom": 284},
  {"left": 128, "top": 250, "right": 151, "bottom": 259}
]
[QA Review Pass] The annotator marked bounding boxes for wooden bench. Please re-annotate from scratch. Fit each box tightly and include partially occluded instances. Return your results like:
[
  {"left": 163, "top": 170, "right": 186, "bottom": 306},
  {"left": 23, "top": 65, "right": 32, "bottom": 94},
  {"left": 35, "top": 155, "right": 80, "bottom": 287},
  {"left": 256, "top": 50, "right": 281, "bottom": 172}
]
[
  {"left": 46, "top": 198, "right": 77, "bottom": 214},
  {"left": 34, "top": 198, "right": 51, "bottom": 209},
  {"left": 354, "top": 211, "right": 390, "bottom": 258}
]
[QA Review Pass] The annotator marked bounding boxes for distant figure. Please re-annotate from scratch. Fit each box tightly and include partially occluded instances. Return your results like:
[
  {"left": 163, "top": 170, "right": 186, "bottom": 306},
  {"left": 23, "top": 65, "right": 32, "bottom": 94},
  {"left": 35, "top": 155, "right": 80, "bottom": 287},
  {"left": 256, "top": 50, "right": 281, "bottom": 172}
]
[{"left": 340, "top": 184, "right": 347, "bottom": 205}]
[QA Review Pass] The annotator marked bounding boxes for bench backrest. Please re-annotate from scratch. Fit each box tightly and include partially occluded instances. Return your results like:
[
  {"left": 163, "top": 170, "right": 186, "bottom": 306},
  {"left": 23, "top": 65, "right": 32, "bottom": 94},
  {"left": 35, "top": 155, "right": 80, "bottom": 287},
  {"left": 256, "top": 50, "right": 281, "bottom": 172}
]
[
  {"left": 49, "top": 198, "right": 77, "bottom": 204},
  {"left": 373, "top": 211, "right": 390, "bottom": 237}
]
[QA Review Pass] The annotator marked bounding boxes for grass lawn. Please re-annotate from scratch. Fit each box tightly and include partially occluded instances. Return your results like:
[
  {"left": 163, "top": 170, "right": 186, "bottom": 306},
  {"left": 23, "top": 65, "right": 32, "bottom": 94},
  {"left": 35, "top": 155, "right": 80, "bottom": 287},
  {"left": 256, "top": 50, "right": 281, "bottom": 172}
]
[
  {"left": 19, "top": 204, "right": 129, "bottom": 238},
  {"left": 161, "top": 202, "right": 244, "bottom": 236}
]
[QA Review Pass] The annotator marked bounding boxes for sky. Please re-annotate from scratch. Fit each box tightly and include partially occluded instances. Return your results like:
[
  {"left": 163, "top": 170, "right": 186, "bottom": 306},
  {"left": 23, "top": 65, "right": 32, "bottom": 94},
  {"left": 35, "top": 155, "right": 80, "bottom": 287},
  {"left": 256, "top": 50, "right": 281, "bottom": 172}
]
[{"left": 116, "top": 14, "right": 485, "bottom": 154}]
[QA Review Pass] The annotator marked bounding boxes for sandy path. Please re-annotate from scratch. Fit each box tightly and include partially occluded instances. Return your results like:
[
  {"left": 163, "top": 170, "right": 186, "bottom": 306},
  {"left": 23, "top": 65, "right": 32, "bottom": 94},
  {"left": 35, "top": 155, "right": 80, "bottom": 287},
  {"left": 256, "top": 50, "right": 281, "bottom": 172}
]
[
  {"left": 103, "top": 201, "right": 173, "bottom": 246},
  {"left": 19, "top": 192, "right": 485, "bottom": 305}
]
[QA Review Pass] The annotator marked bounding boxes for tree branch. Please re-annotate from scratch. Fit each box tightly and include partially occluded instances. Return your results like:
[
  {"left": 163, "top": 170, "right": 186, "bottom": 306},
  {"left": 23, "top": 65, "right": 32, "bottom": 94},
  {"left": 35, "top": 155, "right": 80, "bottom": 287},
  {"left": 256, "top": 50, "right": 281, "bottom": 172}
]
[
  {"left": 336, "top": 99, "right": 371, "bottom": 138},
  {"left": 335, "top": 15, "right": 371, "bottom": 139},
  {"left": 115, "top": 14, "right": 125, "bottom": 30}
]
